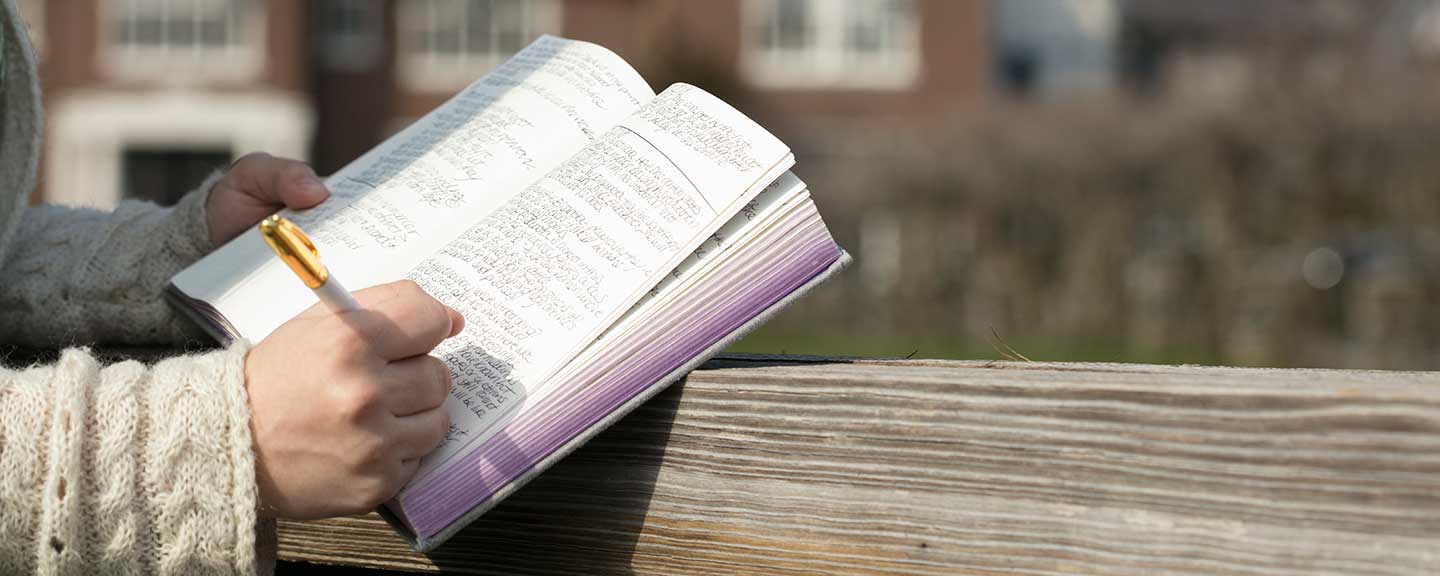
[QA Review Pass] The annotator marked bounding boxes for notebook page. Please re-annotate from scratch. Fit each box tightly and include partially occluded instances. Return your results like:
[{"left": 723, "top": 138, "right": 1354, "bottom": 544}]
[
  {"left": 406, "top": 83, "right": 793, "bottom": 478},
  {"left": 441, "top": 173, "right": 810, "bottom": 450},
  {"left": 558, "top": 172, "right": 808, "bottom": 384},
  {"left": 171, "top": 36, "right": 654, "bottom": 341}
]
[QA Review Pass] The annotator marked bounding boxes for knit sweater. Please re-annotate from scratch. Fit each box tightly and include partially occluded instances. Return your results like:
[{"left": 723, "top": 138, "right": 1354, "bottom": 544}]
[{"left": 0, "top": 1, "right": 268, "bottom": 574}]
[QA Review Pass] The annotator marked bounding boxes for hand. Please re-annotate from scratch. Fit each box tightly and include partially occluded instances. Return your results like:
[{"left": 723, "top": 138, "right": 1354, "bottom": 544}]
[
  {"left": 244, "top": 281, "right": 465, "bottom": 519},
  {"left": 206, "top": 152, "right": 330, "bottom": 247}
]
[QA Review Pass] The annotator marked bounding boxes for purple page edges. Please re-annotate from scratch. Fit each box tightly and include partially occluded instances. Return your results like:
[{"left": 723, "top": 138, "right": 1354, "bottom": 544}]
[{"left": 394, "top": 223, "right": 841, "bottom": 538}]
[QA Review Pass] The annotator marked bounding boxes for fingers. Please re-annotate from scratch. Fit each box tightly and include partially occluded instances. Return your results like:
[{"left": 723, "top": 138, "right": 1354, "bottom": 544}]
[
  {"left": 392, "top": 407, "right": 450, "bottom": 461},
  {"left": 383, "top": 355, "right": 452, "bottom": 416},
  {"left": 294, "top": 280, "right": 465, "bottom": 358},
  {"left": 359, "top": 458, "right": 419, "bottom": 511},
  {"left": 230, "top": 152, "right": 329, "bottom": 209},
  {"left": 347, "top": 281, "right": 462, "bottom": 360},
  {"left": 387, "top": 458, "right": 422, "bottom": 501},
  {"left": 446, "top": 306, "right": 465, "bottom": 337},
  {"left": 275, "top": 163, "right": 329, "bottom": 209},
  {"left": 396, "top": 458, "right": 421, "bottom": 486}
]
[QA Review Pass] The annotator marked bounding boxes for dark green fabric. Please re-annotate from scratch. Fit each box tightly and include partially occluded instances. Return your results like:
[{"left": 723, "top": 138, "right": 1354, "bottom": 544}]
[
  {"left": 0, "top": 14, "right": 6, "bottom": 91},
  {"left": 0, "top": 11, "right": 7, "bottom": 153}
]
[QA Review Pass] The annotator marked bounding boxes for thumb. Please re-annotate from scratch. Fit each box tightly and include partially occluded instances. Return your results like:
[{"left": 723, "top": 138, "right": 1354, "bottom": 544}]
[{"left": 270, "top": 161, "right": 329, "bottom": 209}]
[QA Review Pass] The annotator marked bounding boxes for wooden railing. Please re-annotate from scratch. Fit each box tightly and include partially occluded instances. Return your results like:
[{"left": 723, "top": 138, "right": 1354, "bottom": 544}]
[{"left": 277, "top": 355, "right": 1440, "bottom": 575}]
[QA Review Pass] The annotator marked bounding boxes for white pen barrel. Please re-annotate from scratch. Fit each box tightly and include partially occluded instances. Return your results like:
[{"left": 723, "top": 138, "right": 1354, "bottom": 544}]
[{"left": 316, "top": 277, "right": 362, "bottom": 312}]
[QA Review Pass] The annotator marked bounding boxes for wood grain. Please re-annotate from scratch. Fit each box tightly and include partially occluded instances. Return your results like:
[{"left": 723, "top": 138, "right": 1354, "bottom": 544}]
[{"left": 278, "top": 356, "right": 1440, "bottom": 575}]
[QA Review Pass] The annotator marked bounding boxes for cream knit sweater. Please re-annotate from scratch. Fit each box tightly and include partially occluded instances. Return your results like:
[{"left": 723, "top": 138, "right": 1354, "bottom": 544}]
[{"left": 0, "top": 1, "right": 268, "bottom": 574}]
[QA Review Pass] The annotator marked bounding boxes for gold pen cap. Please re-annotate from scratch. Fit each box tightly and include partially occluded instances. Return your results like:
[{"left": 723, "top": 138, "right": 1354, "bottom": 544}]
[{"left": 258, "top": 215, "right": 329, "bottom": 289}]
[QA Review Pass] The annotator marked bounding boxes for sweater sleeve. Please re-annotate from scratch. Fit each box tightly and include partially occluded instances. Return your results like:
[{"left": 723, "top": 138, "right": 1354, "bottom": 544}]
[
  {"left": 0, "top": 343, "right": 272, "bottom": 576},
  {"left": 0, "top": 172, "right": 225, "bottom": 348}
]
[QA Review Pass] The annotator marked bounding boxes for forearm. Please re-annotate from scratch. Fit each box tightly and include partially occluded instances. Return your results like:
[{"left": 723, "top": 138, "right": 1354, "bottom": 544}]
[
  {"left": 0, "top": 344, "right": 269, "bottom": 576},
  {"left": 0, "top": 173, "right": 223, "bottom": 347}
]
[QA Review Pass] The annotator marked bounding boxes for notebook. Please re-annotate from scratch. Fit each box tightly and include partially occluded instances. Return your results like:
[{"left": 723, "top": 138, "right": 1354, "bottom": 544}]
[{"left": 166, "top": 35, "right": 848, "bottom": 550}]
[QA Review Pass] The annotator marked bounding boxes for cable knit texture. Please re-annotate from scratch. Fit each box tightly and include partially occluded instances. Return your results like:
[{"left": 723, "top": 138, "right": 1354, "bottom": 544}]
[
  {"left": 0, "top": 183, "right": 221, "bottom": 347},
  {"left": 0, "top": 1, "right": 269, "bottom": 574},
  {"left": 0, "top": 345, "right": 262, "bottom": 576}
]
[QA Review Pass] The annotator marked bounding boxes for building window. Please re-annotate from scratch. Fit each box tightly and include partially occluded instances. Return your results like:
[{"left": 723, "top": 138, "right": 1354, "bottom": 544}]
[
  {"left": 122, "top": 148, "right": 233, "bottom": 207},
  {"left": 45, "top": 92, "right": 313, "bottom": 209},
  {"left": 993, "top": 0, "right": 1119, "bottom": 97},
  {"left": 317, "top": 0, "right": 384, "bottom": 72},
  {"left": 399, "top": 0, "right": 562, "bottom": 92},
  {"left": 998, "top": 48, "right": 1039, "bottom": 97},
  {"left": 744, "top": 0, "right": 921, "bottom": 90},
  {"left": 105, "top": 0, "right": 264, "bottom": 81}
]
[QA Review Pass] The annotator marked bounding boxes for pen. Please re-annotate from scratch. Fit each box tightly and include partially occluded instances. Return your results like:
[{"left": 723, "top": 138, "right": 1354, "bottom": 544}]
[{"left": 258, "top": 215, "right": 362, "bottom": 312}]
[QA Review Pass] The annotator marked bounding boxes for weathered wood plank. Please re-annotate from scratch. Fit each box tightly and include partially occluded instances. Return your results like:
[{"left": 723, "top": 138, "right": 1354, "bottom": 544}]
[{"left": 278, "top": 356, "right": 1440, "bottom": 575}]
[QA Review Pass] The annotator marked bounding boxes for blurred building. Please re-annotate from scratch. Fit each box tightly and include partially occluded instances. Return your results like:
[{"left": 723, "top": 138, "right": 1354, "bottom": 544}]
[
  {"left": 22, "top": 0, "right": 1440, "bottom": 369},
  {"left": 30, "top": 0, "right": 312, "bottom": 208},
  {"left": 307, "top": 0, "right": 990, "bottom": 173},
  {"left": 27, "top": 0, "right": 991, "bottom": 204}
]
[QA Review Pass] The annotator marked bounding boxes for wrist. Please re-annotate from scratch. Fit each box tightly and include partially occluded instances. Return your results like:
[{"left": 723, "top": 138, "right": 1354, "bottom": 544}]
[
  {"left": 242, "top": 343, "right": 281, "bottom": 519},
  {"left": 194, "top": 168, "right": 229, "bottom": 250}
]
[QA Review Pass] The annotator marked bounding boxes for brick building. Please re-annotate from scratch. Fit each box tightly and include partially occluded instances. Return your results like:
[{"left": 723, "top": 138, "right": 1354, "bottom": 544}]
[
  {"left": 306, "top": 0, "right": 993, "bottom": 174},
  {"left": 24, "top": 0, "right": 1005, "bottom": 206},
  {"left": 26, "top": 0, "right": 312, "bottom": 207}
]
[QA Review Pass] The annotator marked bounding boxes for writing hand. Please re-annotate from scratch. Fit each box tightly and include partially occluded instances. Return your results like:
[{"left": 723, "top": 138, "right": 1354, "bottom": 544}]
[
  {"left": 244, "top": 281, "right": 466, "bottom": 519},
  {"left": 206, "top": 152, "right": 331, "bottom": 247}
]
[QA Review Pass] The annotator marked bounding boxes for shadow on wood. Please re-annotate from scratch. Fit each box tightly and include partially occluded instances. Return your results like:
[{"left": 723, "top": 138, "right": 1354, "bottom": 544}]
[
  {"left": 278, "top": 379, "right": 692, "bottom": 575},
  {"left": 425, "top": 381, "right": 684, "bottom": 574}
]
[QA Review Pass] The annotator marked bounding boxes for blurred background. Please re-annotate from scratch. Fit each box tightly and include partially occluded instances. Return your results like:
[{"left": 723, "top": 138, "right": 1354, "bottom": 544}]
[{"left": 19, "top": 0, "right": 1440, "bottom": 369}]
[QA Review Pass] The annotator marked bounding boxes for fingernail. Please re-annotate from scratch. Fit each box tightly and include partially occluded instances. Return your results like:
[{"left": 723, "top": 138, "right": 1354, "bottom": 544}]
[{"left": 302, "top": 176, "right": 329, "bottom": 198}]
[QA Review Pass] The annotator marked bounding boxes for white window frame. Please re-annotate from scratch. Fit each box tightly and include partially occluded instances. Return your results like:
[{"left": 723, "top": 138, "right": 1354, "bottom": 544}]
[
  {"left": 398, "top": 0, "right": 562, "bottom": 92},
  {"left": 46, "top": 91, "right": 313, "bottom": 209},
  {"left": 101, "top": 0, "right": 266, "bottom": 83},
  {"left": 742, "top": 0, "right": 922, "bottom": 91}
]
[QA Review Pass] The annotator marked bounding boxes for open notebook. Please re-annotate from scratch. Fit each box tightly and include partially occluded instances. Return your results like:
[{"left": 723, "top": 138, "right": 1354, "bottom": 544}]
[{"left": 167, "top": 35, "right": 848, "bottom": 550}]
